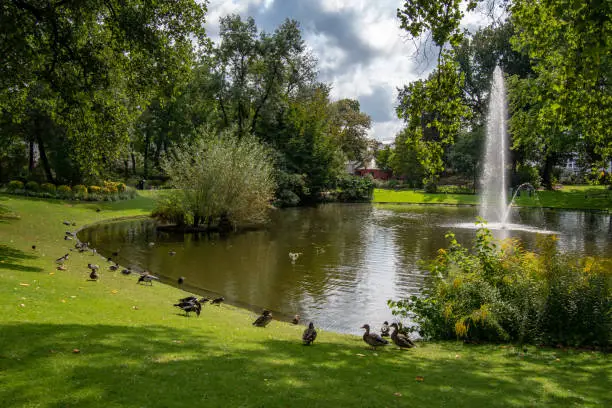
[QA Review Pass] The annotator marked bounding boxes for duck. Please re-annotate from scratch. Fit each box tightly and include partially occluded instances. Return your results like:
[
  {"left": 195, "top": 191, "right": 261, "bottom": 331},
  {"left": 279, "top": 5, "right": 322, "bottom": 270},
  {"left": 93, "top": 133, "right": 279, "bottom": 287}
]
[
  {"left": 87, "top": 263, "right": 99, "bottom": 271},
  {"left": 31, "top": 245, "right": 36, "bottom": 250},
  {"left": 137, "top": 272, "right": 159, "bottom": 285},
  {"left": 64, "top": 235, "right": 73, "bottom": 241},
  {"left": 112, "top": 251, "right": 119, "bottom": 257},
  {"left": 292, "top": 314, "right": 300, "bottom": 325},
  {"left": 63, "top": 220, "right": 71, "bottom": 226},
  {"left": 168, "top": 250, "right": 177, "bottom": 256},
  {"left": 210, "top": 297, "right": 224, "bottom": 306},
  {"left": 360, "top": 324, "right": 389, "bottom": 349},
  {"left": 174, "top": 298, "right": 202, "bottom": 317},
  {"left": 302, "top": 322, "right": 317, "bottom": 345},
  {"left": 109, "top": 263, "right": 119, "bottom": 271},
  {"left": 121, "top": 267, "right": 132, "bottom": 275},
  {"left": 89, "top": 269, "right": 99, "bottom": 281},
  {"left": 389, "top": 323, "right": 415, "bottom": 349},
  {"left": 56, "top": 253, "right": 69, "bottom": 264},
  {"left": 177, "top": 276, "right": 185, "bottom": 285},
  {"left": 179, "top": 295, "right": 198, "bottom": 303},
  {"left": 380, "top": 321, "right": 390, "bottom": 337},
  {"left": 252, "top": 310, "right": 273, "bottom": 327},
  {"left": 198, "top": 297, "right": 210, "bottom": 303}
]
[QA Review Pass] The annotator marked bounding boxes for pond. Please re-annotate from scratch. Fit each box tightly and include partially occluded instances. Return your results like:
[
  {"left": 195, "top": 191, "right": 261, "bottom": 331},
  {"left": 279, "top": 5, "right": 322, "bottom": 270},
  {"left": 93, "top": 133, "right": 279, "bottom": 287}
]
[{"left": 79, "top": 204, "right": 612, "bottom": 335}]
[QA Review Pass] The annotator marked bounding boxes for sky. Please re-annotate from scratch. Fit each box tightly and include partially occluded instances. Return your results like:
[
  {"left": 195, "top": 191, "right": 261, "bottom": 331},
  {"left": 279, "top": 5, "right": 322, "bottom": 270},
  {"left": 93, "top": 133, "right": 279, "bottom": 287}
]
[{"left": 203, "top": 0, "right": 488, "bottom": 143}]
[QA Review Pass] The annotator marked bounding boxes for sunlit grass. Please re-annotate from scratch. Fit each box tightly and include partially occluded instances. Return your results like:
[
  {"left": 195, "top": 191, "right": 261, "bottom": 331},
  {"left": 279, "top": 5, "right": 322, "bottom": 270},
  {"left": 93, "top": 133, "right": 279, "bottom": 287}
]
[
  {"left": 374, "top": 186, "right": 611, "bottom": 211},
  {"left": 0, "top": 193, "right": 610, "bottom": 407}
]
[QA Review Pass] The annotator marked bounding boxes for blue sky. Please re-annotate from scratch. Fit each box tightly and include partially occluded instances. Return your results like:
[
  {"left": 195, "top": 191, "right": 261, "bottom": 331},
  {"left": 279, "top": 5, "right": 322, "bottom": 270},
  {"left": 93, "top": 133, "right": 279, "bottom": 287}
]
[{"left": 204, "top": 0, "right": 488, "bottom": 142}]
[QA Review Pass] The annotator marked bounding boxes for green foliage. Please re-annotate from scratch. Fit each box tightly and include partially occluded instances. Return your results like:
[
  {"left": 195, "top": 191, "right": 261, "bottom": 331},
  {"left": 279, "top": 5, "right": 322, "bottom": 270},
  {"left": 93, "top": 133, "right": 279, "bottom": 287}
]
[
  {"left": 509, "top": 0, "right": 612, "bottom": 173},
  {"left": 25, "top": 181, "right": 39, "bottom": 192},
  {"left": 162, "top": 129, "right": 276, "bottom": 229},
  {"left": 152, "top": 193, "right": 191, "bottom": 226},
  {"left": 335, "top": 175, "right": 374, "bottom": 202},
  {"left": 40, "top": 183, "right": 56, "bottom": 194},
  {"left": 396, "top": 56, "right": 470, "bottom": 185},
  {"left": 7, "top": 180, "right": 24, "bottom": 192},
  {"left": 88, "top": 186, "right": 101, "bottom": 195},
  {"left": 514, "top": 164, "right": 542, "bottom": 189},
  {"left": 389, "top": 227, "right": 612, "bottom": 347},
  {"left": 56, "top": 185, "right": 72, "bottom": 199}
]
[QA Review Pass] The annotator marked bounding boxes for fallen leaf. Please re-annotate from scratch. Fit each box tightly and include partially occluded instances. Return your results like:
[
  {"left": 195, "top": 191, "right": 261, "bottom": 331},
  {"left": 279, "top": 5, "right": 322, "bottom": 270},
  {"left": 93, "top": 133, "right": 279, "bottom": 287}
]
[
  {"left": 19, "top": 303, "right": 25, "bottom": 307},
  {"left": 416, "top": 376, "right": 425, "bottom": 382},
  {"left": 70, "top": 296, "right": 76, "bottom": 299},
  {"left": 111, "top": 290, "right": 118, "bottom": 294},
  {"left": 61, "top": 299, "right": 66, "bottom": 303},
  {"left": 72, "top": 349, "right": 80, "bottom": 354},
  {"left": 19, "top": 283, "right": 30, "bottom": 287},
  {"left": 49, "top": 272, "right": 55, "bottom": 276},
  {"left": 132, "top": 306, "right": 139, "bottom": 310},
  {"left": 356, "top": 353, "right": 366, "bottom": 357},
  {"left": 394, "top": 392, "right": 402, "bottom": 397}
]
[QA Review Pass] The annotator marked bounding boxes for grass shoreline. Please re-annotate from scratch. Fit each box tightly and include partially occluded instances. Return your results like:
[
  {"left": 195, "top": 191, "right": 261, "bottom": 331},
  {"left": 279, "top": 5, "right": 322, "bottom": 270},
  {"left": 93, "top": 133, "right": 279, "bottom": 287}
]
[
  {"left": 373, "top": 185, "right": 612, "bottom": 212},
  {"left": 1, "top": 193, "right": 610, "bottom": 407}
]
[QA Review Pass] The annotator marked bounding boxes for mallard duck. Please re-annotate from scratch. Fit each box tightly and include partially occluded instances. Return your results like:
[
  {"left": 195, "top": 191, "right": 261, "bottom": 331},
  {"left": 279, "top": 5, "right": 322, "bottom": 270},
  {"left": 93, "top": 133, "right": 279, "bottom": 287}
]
[
  {"left": 389, "top": 323, "right": 415, "bottom": 349},
  {"left": 361, "top": 324, "right": 389, "bottom": 349},
  {"left": 253, "top": 310, "right": 273, "bottom": 327},
  {"left": 292, "top": 315, "right": 300, "bottom": 325},
  {"left": 63, "top": 220, "right": 71, "bottom": 226},
  {"left": 177, "top": 276, "right": 185, "bottom": 285},
  {"left": 179, "top": 295, "right": 198, "bottom": 303},
  {"left": 121, "top": 267, "right": 132, "bottom": 275},
  {"left": 89, "top": 270, "right": 99, "bottom": 281},
  {"left": 381, "top": 321, "right": 390, "bottom": 337},
  {"left": 174, "top": 298, "right": 201, "bottom": 317},
  {"left": 87, "top": 263, "right": 99, "bottom": 271},
  {"left": 64, "top": 235, "right": 73, "bottom": 241},
  {"left": 210, "top": 297, "right": 224, "bottom": 305},
  {"left": 56, "top": 253, "right": 69, "bottom": 264},
  {"left": 198, "top": 297, "right": 210, "bottom": 303},
  {"left": 137, "top": 272, "right": 159, "bottom": 285},
  {"left": 302, "top": 322, "right": 317, "bottom": 345},
  {"left": 109, "top": 263, "right": 118, "bottom": 271}
]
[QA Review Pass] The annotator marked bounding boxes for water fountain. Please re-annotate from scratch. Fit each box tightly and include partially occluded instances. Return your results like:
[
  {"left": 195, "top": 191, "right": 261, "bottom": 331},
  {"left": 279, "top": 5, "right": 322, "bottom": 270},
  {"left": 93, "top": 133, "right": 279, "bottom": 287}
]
[
  {"left": 480, "top": 66, "right": 509, "bottom": 227},
  {"left": 456, "top": 66, "right": 552, "bottom": 234}
]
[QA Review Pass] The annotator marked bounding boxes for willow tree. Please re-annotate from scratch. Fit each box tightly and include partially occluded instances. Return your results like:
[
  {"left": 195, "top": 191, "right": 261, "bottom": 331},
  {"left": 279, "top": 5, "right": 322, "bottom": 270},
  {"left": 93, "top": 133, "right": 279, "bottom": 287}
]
[{"left": 161, "top": 129, "right": 276, "bottom": 230}]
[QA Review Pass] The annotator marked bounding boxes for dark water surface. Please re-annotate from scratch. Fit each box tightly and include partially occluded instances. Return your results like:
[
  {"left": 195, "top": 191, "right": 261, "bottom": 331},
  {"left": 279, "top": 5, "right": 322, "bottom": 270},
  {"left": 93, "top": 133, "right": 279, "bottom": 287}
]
[{"left": 79, "top": 204, "right": 612, "bottom": 334}]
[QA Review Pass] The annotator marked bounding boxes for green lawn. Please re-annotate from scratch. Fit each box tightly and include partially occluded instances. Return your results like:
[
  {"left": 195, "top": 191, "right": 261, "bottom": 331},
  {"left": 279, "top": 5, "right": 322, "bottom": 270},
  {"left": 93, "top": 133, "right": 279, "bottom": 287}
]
[
  {"left": 374, "top": 185, "right": 612, "bottom": 211},
  {"left": 0, "top": 194, "right": 610, "bottom": 407}
]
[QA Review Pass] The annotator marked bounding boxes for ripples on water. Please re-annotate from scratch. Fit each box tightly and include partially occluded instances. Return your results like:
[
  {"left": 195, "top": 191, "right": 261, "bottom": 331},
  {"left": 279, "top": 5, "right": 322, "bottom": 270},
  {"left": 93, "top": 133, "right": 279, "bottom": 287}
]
[{"left": 79, "top": 204, "right": 612, "bottom": 335}]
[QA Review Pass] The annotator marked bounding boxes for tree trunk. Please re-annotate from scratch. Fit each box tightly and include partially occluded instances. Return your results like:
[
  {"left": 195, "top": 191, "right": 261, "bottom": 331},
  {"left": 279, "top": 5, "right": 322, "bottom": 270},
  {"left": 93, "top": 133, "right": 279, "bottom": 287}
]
[
  {"left": 541, "top": 155, "right": 555, "bottom": 190},
  {"left": 131, "top": 152, "right": 137, "bottom": 175},
  {"left": 36, "top": 135, "right": 54, "bottom": 183},
  {"left": 28, "top": 140, "right": 35, "bottom": 173},
  {"left": 143, "top": 133, "right": 150, "bottom": 179},
  {"left": 124, "top": 159, "right": 129, "bottom": 179}
]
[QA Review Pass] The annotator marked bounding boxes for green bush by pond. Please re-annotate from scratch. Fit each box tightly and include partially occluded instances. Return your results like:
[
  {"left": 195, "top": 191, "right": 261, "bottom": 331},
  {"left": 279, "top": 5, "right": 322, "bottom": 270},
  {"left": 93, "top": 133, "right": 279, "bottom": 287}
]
[
  {"left": 389, "top": 225, "right": 612, "bottom": 349},
  {"left": 1, "top": 180, "right": 136, "bottom": 202}
]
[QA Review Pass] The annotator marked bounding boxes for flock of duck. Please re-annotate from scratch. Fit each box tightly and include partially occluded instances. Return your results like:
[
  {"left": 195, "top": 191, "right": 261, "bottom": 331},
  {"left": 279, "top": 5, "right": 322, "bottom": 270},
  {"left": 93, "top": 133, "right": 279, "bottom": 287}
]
[{"left": 54, "top": 220, "right": 416, "bottom": 350}]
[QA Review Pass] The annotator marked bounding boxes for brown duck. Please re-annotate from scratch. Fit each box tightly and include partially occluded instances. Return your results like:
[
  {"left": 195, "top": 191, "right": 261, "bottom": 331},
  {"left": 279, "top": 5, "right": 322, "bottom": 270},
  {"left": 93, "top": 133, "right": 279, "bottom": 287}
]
[
  {"left": 302, "top": 322, "right": 317, "bottom": 345},
  {"left": 390, "top": 323, "right": 415, "bottom": 349},
  {"left": 252, "top": 310, "right": 273, "bottom": 327},
  {"left": 360, "top": 324, "right": 388, "bottom": 349}
]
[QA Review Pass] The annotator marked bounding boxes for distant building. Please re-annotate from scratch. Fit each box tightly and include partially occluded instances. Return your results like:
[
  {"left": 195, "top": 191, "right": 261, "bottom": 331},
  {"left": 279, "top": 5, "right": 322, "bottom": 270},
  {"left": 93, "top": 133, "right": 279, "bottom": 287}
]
[{"left": 349, "top": 158, "right": 392, "bottom": 180}]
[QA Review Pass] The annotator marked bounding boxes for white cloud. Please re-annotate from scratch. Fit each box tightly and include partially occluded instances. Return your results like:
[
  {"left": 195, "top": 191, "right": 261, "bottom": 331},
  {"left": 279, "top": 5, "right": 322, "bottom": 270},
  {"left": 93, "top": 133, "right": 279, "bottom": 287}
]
[{"left": 205, "top": 0, "right": 489, "bottom": 142}]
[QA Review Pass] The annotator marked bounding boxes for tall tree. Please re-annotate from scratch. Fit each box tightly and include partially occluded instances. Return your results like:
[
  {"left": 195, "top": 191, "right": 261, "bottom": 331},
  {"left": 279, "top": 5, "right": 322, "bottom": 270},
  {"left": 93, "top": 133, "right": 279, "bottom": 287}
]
[
  {"left": 509, "top": 0, "right": 611, "bottom": 184},
  {"left": 0, "top": 0, "right": 207, "bottom": 181},
  {"left": 328, "top": 99, "right": 372, "bottom": 166}
]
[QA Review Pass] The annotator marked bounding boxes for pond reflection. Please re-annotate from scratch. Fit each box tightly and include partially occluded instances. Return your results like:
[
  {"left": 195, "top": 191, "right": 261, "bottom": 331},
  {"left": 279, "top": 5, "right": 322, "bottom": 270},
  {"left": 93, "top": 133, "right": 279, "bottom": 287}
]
[{"left": 79, "top": 204, "right": 612, "bottom": 334}]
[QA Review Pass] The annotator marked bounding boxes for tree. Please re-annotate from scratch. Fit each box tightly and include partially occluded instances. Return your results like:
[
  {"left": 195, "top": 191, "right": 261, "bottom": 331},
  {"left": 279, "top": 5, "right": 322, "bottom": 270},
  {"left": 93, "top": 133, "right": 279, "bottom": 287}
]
[
  {"left": 390, "top": 129, "right": 425, "bottom": 187},
  {"left": 396, "top": 56, "right": 471, "bottom": 185},
  {"left": 161, "top": 129, "right": 275, "bottom": 230},
  {"left": 509, "top": 0, "right": 612, "bottom": 184},
  {"left": 0, "top": 0, "right": 207, "bottom": 182},
  {"left": 447, "top": 127, "right": 484, "bottom": 191},
  {"left": 328, "top": 99, "right": 372, "bottom": 165}
]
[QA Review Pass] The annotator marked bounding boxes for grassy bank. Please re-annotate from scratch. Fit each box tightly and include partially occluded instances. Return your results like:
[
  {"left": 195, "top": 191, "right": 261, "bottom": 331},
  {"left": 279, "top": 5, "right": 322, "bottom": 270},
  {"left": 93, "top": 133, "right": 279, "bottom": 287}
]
[
  {"left": 0, "top": 193, "right": 610, "bottom": 407},
  {"left": 374, "top": 185, "right": 612, "bottom": 211}
]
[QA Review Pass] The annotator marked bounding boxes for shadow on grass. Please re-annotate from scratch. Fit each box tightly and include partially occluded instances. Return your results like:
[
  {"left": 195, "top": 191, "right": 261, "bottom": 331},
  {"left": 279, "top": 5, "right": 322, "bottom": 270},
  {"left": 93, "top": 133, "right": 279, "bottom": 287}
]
[
  {"left": 0, "top": 244, "right": 43, "bottom": 272},
  {"left": 0, "top": 322, "right": 609, "bottom": 407}
]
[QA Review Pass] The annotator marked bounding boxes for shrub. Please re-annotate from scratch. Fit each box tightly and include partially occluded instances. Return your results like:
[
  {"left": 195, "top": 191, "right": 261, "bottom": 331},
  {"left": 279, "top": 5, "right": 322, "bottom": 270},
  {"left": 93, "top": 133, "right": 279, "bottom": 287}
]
[
  {"left": 7, "top": 180, "right": 24, "bottom": 192},
  {"left": 73, "top": 184, "right": 88, "bottom": 199},
  {"left": 25, "top": 181, "right": 40, "bottom": 192},
  {"left": 88, "top": 185, "right": 101, "bottom": 194},
  {"left": 152, "top": 193, "right": 191, "bottom": 226},
  {"left": 388, "top": 226, "right": 612, "bottom": 347},
  {"left": 57, "top": 185, "right": 72, "bottom": 198},
  {"left": 100, "top": 187, "right": 112, "bottom": 195},
  {"left": 40, "top": 183, "right": 56, "bottom": 194},
  {"left": 424, "top": 180, "right": 438, "bottom": 193},
  {"left": 335, "top": 175, "right": 374, "bottom": 202}
]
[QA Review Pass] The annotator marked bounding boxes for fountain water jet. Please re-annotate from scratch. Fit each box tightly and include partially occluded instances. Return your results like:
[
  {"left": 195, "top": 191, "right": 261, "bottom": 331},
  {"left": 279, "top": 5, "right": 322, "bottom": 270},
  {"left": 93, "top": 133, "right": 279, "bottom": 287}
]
[{"left": 480, "top": 66, "right": 509, "bottom": 226}]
